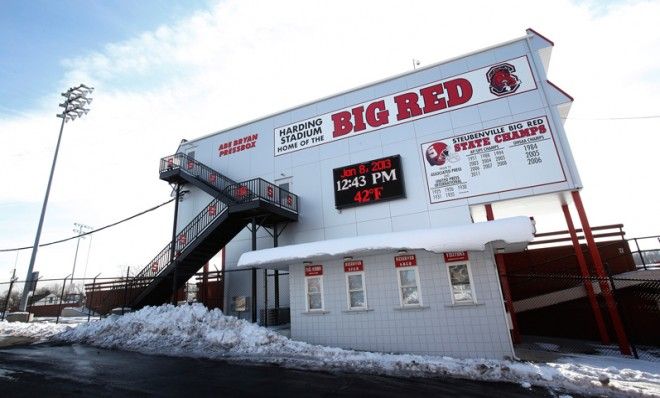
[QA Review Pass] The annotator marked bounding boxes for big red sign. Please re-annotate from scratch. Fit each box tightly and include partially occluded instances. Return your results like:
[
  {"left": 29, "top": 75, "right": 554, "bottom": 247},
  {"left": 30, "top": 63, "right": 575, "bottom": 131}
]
[{"left": 274, "top": 56, "right": 536, "bottom": 156}]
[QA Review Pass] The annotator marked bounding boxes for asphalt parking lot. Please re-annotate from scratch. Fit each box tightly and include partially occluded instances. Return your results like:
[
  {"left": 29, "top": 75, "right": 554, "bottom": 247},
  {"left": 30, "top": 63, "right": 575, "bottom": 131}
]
[{"left": 0, "top": 343, "right": 578, "bottom": 397}]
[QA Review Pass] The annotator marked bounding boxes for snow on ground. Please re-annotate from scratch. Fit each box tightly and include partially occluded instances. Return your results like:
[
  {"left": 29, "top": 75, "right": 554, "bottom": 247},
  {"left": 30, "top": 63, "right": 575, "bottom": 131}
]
[
  {"left": 1, "top": 304, "right": 658, "bottom": 397},
  {"left": 0, "top": 319, "right": 76, "bottom": 340}
]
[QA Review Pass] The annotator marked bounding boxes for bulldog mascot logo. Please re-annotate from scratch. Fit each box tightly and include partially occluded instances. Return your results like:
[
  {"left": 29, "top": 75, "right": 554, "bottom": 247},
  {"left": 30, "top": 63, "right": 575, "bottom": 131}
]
[{"left": 487, "top": 63, "right": 521, "bottom": 96}]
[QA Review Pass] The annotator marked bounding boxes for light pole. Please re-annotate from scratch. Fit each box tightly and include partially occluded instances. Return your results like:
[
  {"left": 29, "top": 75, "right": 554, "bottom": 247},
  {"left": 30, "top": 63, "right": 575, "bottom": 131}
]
[
  {"left": 70, "top": 223, "right": 92, "bottom": 294},
  {"left": 18, "top": 84, "right": 94, "bottom": 312},
  {"left": 81, "top": 227, "right": 94, "bottom": 293}
]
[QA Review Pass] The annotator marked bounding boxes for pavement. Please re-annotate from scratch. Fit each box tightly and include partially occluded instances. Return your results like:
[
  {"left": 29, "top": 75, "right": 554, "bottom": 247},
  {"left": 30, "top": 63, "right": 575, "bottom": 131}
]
[{"left": 0, "top": 342, "right": 581, "bottom": 398}]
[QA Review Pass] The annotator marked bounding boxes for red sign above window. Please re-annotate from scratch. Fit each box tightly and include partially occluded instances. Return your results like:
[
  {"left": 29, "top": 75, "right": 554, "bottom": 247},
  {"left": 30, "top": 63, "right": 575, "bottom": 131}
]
[
  {"left": 443, "top": 251, "right": 469, "bottom": 262},
  {"left": 394, "top": 254, "right": 417, "bottom": 268},
  {"left": 304, "top": 264, "right": 323, "bottom": 276},
  {"left": 343, "top": 260, "right": 364, "bottom": 273}
]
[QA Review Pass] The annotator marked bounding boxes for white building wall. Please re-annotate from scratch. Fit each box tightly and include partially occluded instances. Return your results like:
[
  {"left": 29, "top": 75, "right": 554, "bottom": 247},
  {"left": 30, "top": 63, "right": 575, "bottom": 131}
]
[
  {"left": 168, "top": 31, "right": 575, "bottom": 328},
  {"left": 289, "top": 248, "right": 513, "bottom": 359}
]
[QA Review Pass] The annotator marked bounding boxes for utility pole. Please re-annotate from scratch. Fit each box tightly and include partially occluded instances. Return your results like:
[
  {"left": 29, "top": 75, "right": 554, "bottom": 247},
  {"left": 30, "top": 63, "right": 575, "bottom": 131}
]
[{"left": 70, "top": 223, "right": 92, "bottom": 294}]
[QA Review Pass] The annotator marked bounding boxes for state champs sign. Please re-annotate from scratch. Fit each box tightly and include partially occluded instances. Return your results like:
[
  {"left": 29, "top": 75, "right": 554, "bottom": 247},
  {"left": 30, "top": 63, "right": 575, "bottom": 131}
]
[
  {"left": 421, "top": 116, "right": 566, "bottom": 203},
  {"left": 274, "top": 56, "right": 537, "bottom": 156}
]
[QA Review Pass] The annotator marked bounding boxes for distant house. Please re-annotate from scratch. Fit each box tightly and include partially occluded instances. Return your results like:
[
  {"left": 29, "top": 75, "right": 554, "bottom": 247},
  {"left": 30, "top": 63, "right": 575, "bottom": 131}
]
[{"left": 30, "top": 293, "right": 60, "bottom": 306}]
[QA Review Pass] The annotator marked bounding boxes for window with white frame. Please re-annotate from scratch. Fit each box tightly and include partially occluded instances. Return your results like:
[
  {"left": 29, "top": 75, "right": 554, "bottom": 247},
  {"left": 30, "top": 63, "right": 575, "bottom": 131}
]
[
  {"left": 346, "top": 272, "right": 367, "bottom": 309},
  {"left": 397, "top": 267, "right": 421, "bottom": 306},
  {"left": 305, "top": 276, "right": 324, "bottom": 311},
  {"left": 446, "top": 262, "right": 476, "bottom": 304}
]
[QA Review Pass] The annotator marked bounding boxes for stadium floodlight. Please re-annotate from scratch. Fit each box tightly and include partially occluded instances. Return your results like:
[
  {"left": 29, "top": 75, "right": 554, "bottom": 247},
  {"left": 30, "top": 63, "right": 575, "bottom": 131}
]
[{"left": 18, "top": 84, "right": 94, "bottom": 313}]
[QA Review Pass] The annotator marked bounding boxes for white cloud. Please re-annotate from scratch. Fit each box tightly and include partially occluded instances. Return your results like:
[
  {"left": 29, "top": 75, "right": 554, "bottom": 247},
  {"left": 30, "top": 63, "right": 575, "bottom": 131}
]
[{"left": 1, "top": 0, "right": 659, "bottom": 282}]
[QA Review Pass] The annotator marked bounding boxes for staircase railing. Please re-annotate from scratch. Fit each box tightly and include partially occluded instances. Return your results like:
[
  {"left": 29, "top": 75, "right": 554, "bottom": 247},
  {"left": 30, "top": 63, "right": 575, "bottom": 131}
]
[
  {"left": 126, "top": 155, "right": 299, "bottom": 305},
  {"left": 127, "top": 197, "right": 229, "bottom": 299},
  {"left": 160, "top": 153, "right": 238, "bottom": 195},
  {"left": 160, "top": 153, "right": 299, "bottom": 213},
  {"left": 224, "top": 178, "right": 298, "bottom": 213}
]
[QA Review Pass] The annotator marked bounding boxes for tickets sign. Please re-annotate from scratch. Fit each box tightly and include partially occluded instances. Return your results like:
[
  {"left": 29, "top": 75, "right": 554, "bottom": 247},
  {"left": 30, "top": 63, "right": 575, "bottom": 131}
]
[
  {"left": 304, "top": 264, "right": 323, "bottom": 276},
  {"left": 343, "top": 260, "right": 364, "bottom": 273},
  {"left": 394, "top": 254, "right": 417, "bottom": 268},
  {"left": 421, "top": 116, "right": 566, "bottom": 204},
  {"left": 443, "top": 252, "right": 469, "bottom": 263},
  {"left": 274, "top": 56, "right": 536, "bottom": 156}
]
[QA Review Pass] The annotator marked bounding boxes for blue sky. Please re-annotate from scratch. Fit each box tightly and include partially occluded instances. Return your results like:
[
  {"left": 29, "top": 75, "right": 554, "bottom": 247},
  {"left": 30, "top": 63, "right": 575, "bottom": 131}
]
[
  {"left": 0, "top": 0, "right": 658, "bottom": 283},
  {"left": 0, "top": 0, "right": 211, "bottom": 115}
]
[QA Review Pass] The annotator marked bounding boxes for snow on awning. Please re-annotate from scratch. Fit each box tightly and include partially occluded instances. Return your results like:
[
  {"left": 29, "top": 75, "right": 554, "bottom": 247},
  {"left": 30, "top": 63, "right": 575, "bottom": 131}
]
[{"left": 238, "top": 216, "right": 535, "bottom": 269}]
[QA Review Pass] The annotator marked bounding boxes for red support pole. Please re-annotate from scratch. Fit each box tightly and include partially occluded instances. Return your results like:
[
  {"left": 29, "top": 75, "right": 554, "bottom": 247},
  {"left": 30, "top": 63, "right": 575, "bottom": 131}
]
[
  {"left": 571, "top": 191, "right": 631, "bottom": 355},
  {"left": 561, "top": 204, "right": 610, "bottom": 344},
  {"left": 485, "top": 204, "right": 521, "bottom": 343}
]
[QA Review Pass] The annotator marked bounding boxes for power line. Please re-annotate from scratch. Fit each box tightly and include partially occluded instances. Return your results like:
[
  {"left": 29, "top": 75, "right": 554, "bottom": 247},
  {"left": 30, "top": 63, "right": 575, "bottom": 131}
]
[
  {"left": 0, "top": 199, "right": 174, "bottom": 253},
  {"left": 563, "top": 115, "right": 660, "bottom": 121}
]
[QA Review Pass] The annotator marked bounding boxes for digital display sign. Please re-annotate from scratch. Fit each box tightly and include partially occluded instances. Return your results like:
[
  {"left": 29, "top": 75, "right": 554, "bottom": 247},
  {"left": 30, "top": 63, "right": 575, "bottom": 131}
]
[{"left": 333, "top": 155, "right": 405, "bottom": 209}]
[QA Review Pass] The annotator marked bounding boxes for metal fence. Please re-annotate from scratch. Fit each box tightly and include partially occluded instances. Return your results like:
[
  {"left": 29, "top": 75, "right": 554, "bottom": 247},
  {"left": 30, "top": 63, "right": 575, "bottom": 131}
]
[
  {"left": 508, "top": 247, "right": 660, "bottom": 361},
  {"left": 1, "top": 267, "right": 290, "bottom": 328}
]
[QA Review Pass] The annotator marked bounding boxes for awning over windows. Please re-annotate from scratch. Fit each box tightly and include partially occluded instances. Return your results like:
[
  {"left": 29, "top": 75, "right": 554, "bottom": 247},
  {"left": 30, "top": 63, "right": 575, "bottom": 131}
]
[{"left": 237, "top": 216, "right": 535, "bottom": 269}]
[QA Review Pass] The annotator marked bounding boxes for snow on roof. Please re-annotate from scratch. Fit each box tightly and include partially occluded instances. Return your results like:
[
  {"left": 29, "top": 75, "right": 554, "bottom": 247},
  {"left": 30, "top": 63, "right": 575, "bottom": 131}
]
[{"left": 238, "top": 216, "right": 535, "bottom": 269}]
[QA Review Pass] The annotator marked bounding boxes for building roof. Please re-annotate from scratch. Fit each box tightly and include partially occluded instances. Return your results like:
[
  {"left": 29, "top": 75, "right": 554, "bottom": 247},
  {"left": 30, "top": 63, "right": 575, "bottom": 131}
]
[
  {"left": 178, "top": 30, "right": 554, "bottom": 149},
  {"left": 238, "top": 216, "right": 535, "bottom": 269}
]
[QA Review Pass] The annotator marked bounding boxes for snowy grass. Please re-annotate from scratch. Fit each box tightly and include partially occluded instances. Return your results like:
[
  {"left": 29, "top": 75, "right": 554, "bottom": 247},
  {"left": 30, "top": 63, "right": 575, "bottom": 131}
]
[{"left": 1, "top": 304, "right": 658, "bottom": 397}]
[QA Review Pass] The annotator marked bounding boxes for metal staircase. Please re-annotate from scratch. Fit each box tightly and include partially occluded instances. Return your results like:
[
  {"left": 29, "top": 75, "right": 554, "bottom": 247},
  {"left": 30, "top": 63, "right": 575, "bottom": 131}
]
[{"left": 125, "top": 153, "right": 298, "bottom": 309}]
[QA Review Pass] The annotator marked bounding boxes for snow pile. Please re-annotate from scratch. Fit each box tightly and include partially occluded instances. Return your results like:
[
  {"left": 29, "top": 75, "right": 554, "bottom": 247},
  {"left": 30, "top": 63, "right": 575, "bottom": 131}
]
[
  {"left": 0, "top": 319, "right": 75, "bottom": 341},
  {"left": 47, "top": 304, "right": 658, "bottom": 397},
  {"left": 238, "top": 216, "right": 535, "bottom": 268}
]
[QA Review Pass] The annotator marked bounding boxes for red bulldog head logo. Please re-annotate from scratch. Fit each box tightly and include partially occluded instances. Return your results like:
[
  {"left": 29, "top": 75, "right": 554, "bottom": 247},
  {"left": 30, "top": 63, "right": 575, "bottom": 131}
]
[
  {"left": 487, "top": 63, "right": 521, "bottom": 96},
  {"left": 426, "top": 142, "right": 450, "bottom": 166}
]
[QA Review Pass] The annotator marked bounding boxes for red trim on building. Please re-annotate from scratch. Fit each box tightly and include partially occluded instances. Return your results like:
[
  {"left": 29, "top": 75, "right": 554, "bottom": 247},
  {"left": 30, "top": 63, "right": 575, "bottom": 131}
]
[
  {"left": 547, "top": 80, "right": 574, "bottom": 102},
  {"left": 526, "top": 28, "right": 554, "bottom": 46}
]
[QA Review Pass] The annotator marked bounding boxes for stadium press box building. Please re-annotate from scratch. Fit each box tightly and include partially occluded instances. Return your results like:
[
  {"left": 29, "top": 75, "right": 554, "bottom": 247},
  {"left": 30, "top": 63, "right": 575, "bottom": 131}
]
[{"left": 162, "top": 29, "right": 581, "bottom": 359}]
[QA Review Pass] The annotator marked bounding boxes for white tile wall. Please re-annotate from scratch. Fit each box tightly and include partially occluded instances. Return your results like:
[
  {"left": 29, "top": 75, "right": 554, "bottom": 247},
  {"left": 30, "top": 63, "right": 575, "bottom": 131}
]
[
  {"left": 167, "top": 35, "right": 571, "bottom": 345},
  {"left": 290, "top": 249, "right": 514, "bottom": 359}
]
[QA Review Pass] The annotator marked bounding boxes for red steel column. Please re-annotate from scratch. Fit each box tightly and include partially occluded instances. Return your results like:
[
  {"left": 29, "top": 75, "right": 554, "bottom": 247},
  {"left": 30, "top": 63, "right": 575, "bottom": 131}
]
[
  {"left": 571, "top": 191, "right": 631, "bottom": 355},
  {"left": 561, "top": 204, "right": 610, "bottom": 344},
  {"left": 485, "top": 204, "right": 521, "bottom": 343}
]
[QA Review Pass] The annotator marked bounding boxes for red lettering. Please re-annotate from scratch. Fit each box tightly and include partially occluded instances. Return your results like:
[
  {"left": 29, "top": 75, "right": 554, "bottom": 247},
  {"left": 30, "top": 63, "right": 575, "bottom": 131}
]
[
  {"left": 394, "top": 92, "right": 422, "bottom": 121},
  {"left": 365, "top": 100, "right": 389, "bottom": 127},
  {"left": 444, "top": 78, "right": 473, "bottom": 107},
  {"left": 351, "top": 106, "right": 366, "bottom": 132},
  {"left": 420, "top": 83, "right": 447, "bottom": 113},
  {"left": 332, "top": 111, "right": 353, "bottom": 138}
]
